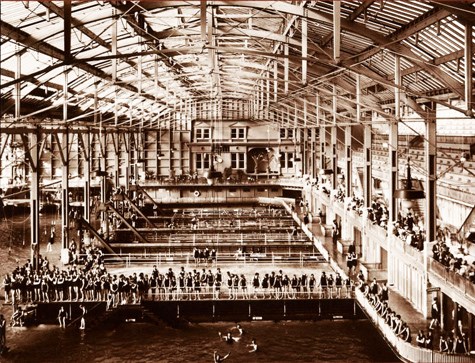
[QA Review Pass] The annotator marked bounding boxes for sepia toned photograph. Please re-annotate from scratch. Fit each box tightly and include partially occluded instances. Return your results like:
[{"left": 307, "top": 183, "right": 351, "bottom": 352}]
[{"left": 0, "top": 1, "right": 474, "bottom": 362}]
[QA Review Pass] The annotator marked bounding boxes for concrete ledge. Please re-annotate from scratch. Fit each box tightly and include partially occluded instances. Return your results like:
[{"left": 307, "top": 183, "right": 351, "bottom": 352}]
[
  {"left": 337, "top": 239, "right": 353, "bottom": 254},
  {"left": 321, "top": 224, "right": 333, "bottom": 237},
  {"left": 359, "top": 262, "right": 387, "bottom": 281}
]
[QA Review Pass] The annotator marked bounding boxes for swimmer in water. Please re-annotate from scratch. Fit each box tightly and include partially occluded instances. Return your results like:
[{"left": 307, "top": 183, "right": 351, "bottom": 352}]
[
  {"left": 231, "top": 323, "right": 244, "bottom": 335},
  {"left": 247, "top": 338, "right": 258, "bottom": 353},
  {"left": 214, "top": 351, "right": 230, "bottom": 362},
  {"left": 218, "top": 331, "right": 240, "bottom": 343}
]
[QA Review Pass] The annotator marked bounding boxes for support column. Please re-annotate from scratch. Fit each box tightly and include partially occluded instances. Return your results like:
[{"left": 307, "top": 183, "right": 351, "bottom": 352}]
[
  {"left": 465, "top": 24, "right": 473, "bottom": 114},
  {"left": 423, "top": 103, "right": 437, "bottom": 318},
  {"left": 83, "top": 130, "right": 91, "bottom": 223},
  {"left": 284, "top": 42, "right": 289, "bottom": 95},
  {"left": 61, "top": 68, "right": 70, "bottom": 263},
  {"left": 29, "top": 130, "right": 40, "bottom": 271},
  {"left": 331, "top": 85, "right": 338, "bottom": 189},
  {"left": 359, "top": 74, "right": 370, "bottom": 261},
  {"left": 333, "top": 1, "right": 341, "bottom": 63},
  {"left": 61, "top": 131, "right": 70, "bottom": 258},
  {"left": 341, "top": 114, "right": 353, "bottom": 241},
  {"left": 301, "top": 13, "right": 307, "bottom": 85},
  {"left": 100, "top": 131, "right": 109, "bottom": 238},
  {"left": 388, "top": 55, "right": 400, "bottom": 285}
]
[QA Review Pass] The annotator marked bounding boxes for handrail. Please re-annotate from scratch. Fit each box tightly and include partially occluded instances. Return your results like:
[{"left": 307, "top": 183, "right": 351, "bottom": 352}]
[
  {"left": 356, "top": 289, "right": 473, "bottom": 363},
  {"left": 102, "top": 251, "right": 325, "bottom": 268},
  {"left": 428, "top": 258, "right": 475, "bottom": 307}
]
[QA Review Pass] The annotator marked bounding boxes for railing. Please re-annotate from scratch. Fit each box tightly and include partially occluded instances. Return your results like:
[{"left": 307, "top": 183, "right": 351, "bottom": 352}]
[
  {"left": 143, "top": 288, "right": 354, "bottom": 302},
  {"left": 138, "top": 176, "right": 305, "bottom": 188},
  {"left": 102, "top": 251, "right": 326, "bottom": 268},
  {"left": 428, "top": 258, "right": 475, "bottom": 302},
  {"left": 356, "top": 289, "right": 473, "bottom": 363},
  {"left": 390, "top": 234, "right": 424, "bottom": 267}
]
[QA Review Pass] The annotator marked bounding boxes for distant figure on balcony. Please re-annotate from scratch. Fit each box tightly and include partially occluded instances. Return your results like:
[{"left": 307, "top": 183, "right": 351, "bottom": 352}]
[
  {"left": 429, "top": 298, "right": 440, "bottom": 329},
  {"left": 332, "top": 219, "right": 339, "bottom": 244}
]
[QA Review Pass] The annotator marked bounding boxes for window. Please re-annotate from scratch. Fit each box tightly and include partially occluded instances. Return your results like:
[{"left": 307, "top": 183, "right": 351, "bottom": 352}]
[
  {"left": 280, "top": 128, "right": 294, "bottom": 139},
  {"left": 280, "top": 152, "right": 293, "bottom": 169},
  {"left": 231, "top": 127, "right": 246, "bottom": 139},
  {"left": 231, "top": 152, "right": 245, "bottom": 169},
  {"left": 280, "top": 128, "right": 286, "bottom": 138},
  {"left": 196, "top": 153, "right": 210, "bottom": 170},
  {"left": 196, "top": 128, "right": 211, "bottom": 140},
  {"left": 287, "top": 128, "right": 294, "bottom": 139}
]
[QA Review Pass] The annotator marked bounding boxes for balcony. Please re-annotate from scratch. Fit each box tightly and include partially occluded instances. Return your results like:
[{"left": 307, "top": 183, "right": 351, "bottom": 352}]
[{"left": 428, "top": 258, "right": 475, "bottom": 314}]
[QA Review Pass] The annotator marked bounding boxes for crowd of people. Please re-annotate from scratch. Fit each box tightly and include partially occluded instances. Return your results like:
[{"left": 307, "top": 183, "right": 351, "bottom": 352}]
[
  {"left": 2, "top": 245, "right": 106, "bottom": 310},
  {"left": 432, "top": 238, "right": 475, "bottom": 285},
  {"left": 359, "top": 275, "right": 411, "bottom": 343}
]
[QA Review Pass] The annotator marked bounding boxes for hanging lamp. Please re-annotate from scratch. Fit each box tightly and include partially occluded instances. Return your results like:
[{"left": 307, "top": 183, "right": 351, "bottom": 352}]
[{"left": 393, "top": 157, "right": 425, "bottom": 209}]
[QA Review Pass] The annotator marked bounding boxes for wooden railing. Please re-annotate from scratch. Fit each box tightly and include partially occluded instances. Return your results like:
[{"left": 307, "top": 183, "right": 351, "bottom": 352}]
[{"left": 356, "top": 289, "right": 474, "bottom": 363}]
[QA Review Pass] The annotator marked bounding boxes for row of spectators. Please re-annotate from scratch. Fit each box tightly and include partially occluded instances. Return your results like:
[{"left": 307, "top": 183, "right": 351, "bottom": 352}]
[
  {"left": 432, "top": 239, "right": 475, "bottom": 284},
  {"left": 359, "top": 275, "right": 411, "bottom": 343},
  {"left": 3, "top": 246, "right": 106, "bottom": 305}
]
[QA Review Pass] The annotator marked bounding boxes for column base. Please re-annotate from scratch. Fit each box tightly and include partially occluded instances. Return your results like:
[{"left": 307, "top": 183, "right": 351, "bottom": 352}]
[{"left": 61, "top": 248, "right": 70, "bottom": 265}]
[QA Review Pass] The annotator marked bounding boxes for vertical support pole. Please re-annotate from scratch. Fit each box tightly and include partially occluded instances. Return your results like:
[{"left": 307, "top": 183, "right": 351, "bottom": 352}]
[
  {"left": 83, "top": 130, "right": 91, "bottom": 223},
  {"left": 30, "top": 130, "right": 40, "bottom": 271},
  {"left": 273, "top": 60, "right": 278, "bottom": 102},
  {"left": 284, "top": 42, "right": 289, "bottom": 95},
  {"left": 423, "top": 103, "right": 437, "bottom": 318},
  {"left": 15, "top": 52, "right": 21, "bottom": 122},
  {"left": 303, "top": 98, "right": 307, "bottom": 175},
  {"left": 63, "top": 0, "right": 71, "bottom": 64},
  {"left": 302, "top": 13, "right": 307, "bottom": 85},
  {"left": 333, "top": 1, "right": 341, "bottom": 63},
  {"left": 345, "top": 123, "right": 352, "bottom": 199},
  {"left": 465, "top": 24, "right": 473, "bottom": 113},
  {"left": 331, "top": 85, "right": 338, "bottom": 189},
  {"left": 61, "top": 130, "right": 70, "bottom": 255},
  {"left": 100, "top": 131, "right": 108, "bottom": 238},
  {"left": 200, "top": 0, "right": 207, "bottom": 43},
  {"left": 388, "top": 55, "right": 400, "bottom": 286},
  {"left": 360, "top": 74, "right": 372, "bottom": 209},
  {"left": 317, "top": 93, "right": 325, "bottom": 171}
]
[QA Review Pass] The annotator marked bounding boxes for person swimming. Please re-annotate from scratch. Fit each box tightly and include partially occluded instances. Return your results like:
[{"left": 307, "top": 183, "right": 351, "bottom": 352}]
[
  {"left": 232, "top": 323, "right": 244, "bottom": 335},
  {"left": 218, "top": 331, "right": 240, "bottom": 343},
  {"left": 214, "top": 351, "right": 230, "bottom": 362},
  {"left": 247, "top": 338, "right": 258, "bottom": 353}
]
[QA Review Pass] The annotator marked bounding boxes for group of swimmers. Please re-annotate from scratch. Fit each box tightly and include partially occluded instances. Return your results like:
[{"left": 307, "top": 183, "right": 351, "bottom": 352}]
[
  {"left": 3, "top": 248, "right": 107, "bottom": 306},
  {"left": 146, "top": 267, "right": 353, "bottom": 301},
  {"left": 214, "top": 324, "right": 257, "bottom": 362},
  {"left": 360, "top": 278, "right": 411, "bottom": 343},
  {"left": 3, "top": 259, "right": 354, "bottom": 308}
]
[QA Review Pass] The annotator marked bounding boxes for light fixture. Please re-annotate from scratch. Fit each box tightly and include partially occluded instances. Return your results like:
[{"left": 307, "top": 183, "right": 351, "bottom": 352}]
[
  {"left": 319, "top": 169, "right": 333, "bottom": 175},
  {"left": 393, "top": 157, "right": 425, "bottom": 202}
]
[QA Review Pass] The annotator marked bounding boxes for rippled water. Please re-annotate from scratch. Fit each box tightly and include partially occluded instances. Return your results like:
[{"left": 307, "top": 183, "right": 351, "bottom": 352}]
[{"left": 3, "top": 320, "right": 400, "bottom": 363}]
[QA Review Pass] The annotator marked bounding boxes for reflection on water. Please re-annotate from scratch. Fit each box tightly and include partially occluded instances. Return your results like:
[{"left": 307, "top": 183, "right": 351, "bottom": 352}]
[{"left": 4, "top": 320, "right": 400, "bottom": 363}]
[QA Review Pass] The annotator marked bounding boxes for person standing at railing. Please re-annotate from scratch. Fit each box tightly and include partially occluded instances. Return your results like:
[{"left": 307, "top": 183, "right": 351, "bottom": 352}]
[
  {"left": 453, "top": 333, "right": 468, "bottom": 354},
  {"left": 429, "top": 297, "right": 440, "bottom": 330},
  {"left": 335, "top": 273, "right": 342, "bottom": 299},
  {"left": 319, "top": 272, "right": 327, "bottom": 299},
  {"left": 239, "top": 275, "right": 249, "bottom": 300},
  {"left": 439, "top": 334, "right": 449, "bottom": 353},
  {"left": 425, "top": 330, "right": 433, "bottom": 350},
  {"left": 252, "top": 273, "right": 261, "bottom": 299},
  {"left": 308, "top": 274, "right": 316, "bottom": 299},
  {"left": 226, "top": 272, "right": 233, "bottom": 300},
  {"left": 416, "top": 330, "right": 426, "bottom": 348},
  {"left": 213, "top": 276, "right": 221, "bottom": 300},
  {"left": 327, "top": 274, "right": 334, "bottom": 299},
  {"left": 397, "top": 322, "right": 411, "bottom": 343}
]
